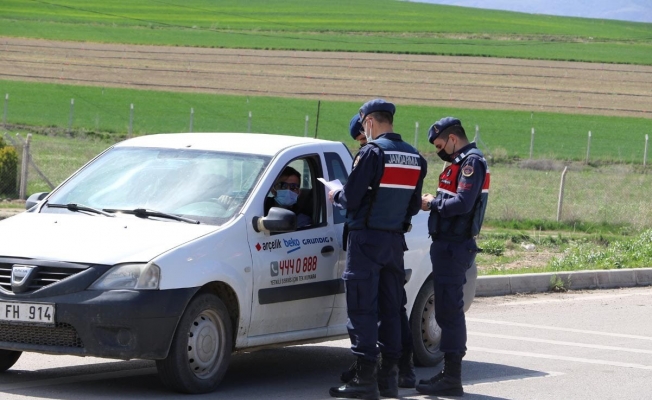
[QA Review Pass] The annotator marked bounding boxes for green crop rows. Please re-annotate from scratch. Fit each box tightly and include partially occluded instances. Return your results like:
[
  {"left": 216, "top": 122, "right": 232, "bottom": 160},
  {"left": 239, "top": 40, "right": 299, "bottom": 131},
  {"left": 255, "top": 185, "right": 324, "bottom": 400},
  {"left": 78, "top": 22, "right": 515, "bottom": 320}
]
[{"left": 2, "top": 0, "right": 652, "bottom": 64}]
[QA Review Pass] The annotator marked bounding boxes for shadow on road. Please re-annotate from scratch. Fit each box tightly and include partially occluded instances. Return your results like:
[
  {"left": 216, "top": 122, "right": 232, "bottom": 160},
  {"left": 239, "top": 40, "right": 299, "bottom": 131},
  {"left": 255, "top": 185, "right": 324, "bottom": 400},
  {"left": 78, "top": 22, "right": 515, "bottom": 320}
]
[{"left": 0, "top": 345, "right": 551, "bottom": 399}]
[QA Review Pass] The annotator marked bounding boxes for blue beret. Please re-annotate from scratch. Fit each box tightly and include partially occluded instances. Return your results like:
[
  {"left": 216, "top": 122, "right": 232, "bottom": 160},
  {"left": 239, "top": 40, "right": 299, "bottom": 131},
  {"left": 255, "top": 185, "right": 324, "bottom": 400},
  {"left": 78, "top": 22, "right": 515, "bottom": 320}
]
[
  {"left": 349, "top": 114, "right": 363, "bottom": 140},
  {"left": 428, "top": 117, "right": 462, "bottom": 144},
  {"left": 359, "top": 99, "right": 396, "bottom": 122}
]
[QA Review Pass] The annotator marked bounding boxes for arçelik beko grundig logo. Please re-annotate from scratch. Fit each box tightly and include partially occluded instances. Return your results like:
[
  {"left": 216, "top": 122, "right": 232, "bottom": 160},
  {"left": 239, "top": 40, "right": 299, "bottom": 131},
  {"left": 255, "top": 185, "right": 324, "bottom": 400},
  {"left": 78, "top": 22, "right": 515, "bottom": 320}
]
[{"left": 255, "top": 238, "right": 302, "bottom": 254}]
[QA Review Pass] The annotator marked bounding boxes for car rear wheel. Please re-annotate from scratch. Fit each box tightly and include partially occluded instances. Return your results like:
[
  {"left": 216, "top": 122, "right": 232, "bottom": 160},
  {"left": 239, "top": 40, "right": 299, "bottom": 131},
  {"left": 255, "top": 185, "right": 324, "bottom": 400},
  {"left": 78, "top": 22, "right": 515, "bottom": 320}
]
[
  {"left": 0, "top": 349, "right": 21, "bottom": 372},
  {"left": 410, "top": 279, "right": 444, "bottom": 367},
  {"left": 156, "top": 293, "right": 232, "bottom": 394}
]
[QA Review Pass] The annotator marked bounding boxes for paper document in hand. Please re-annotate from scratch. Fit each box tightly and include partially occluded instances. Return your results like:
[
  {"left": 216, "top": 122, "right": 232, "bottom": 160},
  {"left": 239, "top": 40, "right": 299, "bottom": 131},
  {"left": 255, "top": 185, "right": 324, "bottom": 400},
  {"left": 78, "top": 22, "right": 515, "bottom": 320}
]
[{"left": 317, "top": 178, "right": 343, "bottom": 191}]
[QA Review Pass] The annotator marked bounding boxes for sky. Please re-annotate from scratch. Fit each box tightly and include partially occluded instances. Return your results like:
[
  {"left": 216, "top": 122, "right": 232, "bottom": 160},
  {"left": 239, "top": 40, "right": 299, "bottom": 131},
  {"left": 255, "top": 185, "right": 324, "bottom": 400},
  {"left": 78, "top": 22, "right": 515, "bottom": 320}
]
[{"left": 406, "top": 0, "right": 652, "bottom": 23}]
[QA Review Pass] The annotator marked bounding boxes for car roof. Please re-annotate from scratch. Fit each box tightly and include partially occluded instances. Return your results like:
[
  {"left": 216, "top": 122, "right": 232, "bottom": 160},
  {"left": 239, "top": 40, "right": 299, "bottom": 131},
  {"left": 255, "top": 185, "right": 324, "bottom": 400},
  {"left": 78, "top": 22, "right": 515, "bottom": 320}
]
[{"left": 114, "top": 132, "right": 337, "bottom": 156}]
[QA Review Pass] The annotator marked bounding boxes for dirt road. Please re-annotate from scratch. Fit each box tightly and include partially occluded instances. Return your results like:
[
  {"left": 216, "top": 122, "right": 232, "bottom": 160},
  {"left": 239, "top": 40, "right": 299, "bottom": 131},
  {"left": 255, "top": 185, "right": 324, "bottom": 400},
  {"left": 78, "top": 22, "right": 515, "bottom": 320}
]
[{"left": 1, "top": 37, "right": 652, "bottom": 118}]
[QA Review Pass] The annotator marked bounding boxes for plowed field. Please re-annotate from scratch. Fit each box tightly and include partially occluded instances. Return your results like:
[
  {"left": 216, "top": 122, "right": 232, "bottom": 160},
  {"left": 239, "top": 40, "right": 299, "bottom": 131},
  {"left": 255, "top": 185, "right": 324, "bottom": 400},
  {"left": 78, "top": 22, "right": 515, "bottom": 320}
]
[{"left": 2, "top": 37, "right": 651, "bottom": 118}]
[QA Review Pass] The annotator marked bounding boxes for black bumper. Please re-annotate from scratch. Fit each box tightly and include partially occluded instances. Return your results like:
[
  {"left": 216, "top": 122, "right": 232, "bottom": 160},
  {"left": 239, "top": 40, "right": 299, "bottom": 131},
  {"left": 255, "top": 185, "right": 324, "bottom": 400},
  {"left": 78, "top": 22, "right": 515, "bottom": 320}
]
[{"left": 0, "top": 287, "right": 199, "bottom": 360}]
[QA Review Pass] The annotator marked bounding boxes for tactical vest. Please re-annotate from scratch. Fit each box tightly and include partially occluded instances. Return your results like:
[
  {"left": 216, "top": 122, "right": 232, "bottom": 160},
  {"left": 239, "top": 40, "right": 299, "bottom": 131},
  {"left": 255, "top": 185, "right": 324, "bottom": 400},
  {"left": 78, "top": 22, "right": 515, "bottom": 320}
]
[
  {"left": 348, "top": 137, "right": 423, "bottom": 232},
  {"left": 429, "top": 147, "right": 490, "bottom": 241}
]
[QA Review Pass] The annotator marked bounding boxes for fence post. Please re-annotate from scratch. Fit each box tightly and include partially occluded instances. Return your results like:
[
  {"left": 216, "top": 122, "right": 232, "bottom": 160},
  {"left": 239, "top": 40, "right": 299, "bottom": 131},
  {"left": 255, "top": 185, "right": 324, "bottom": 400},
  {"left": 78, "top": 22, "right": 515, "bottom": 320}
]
[
  {"left": 3, "top": 94, "right": 8, "bottom": 129},
  {"left": 19, "top": 133, "right": 32, "bottom": 200},
  {"left": 189, "top": 107, "right": 194, "bottom": 133},
  {"left": 304, "top": 115, "right": 309, "bottom": 137},
  {"left": 474, "top": 125, "right": 479, "bottom": 142},
  {"left": 644, "top": 134, "right": 649, "bottom": 167},
  {"left": 314, "top": 100, "right": 321, "bottom": 139},
  {"left": 128, "top": 103, "right": 134, "bottom": 138},
  {"left": 557, "top": 166, "right": 568, "bottom": 222},
  {"left": 68, "top": 98, "right": 75, "bottom": 134},
  {"left": 585, "top": 131, "right": 591, "bottom": 164},
  {"left": 247, "top": 111, "right": 252, "bottom": 133},
  {"left": 529, "top": 128, "right": 535, "bottom": 159},
  {"left": 414, "top": 122, "right": 419, "bottom": 149}
]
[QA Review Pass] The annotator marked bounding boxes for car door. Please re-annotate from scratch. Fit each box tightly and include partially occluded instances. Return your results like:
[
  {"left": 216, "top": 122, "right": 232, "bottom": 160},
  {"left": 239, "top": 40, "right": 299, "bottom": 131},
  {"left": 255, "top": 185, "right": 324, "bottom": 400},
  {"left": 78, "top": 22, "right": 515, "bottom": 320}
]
[
  {"left": 246, "top": 154, "right": 342, "bottom": 338},
  {"left": 323, "top": 150, "right": 352, "bottom": 332}
]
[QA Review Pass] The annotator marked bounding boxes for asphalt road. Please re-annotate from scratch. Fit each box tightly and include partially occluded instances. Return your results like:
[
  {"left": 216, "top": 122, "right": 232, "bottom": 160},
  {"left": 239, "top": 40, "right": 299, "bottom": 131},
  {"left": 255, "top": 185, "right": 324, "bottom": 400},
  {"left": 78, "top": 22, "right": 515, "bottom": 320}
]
[{"left": 0, "top": 286, "right": 650, "bottom": 399}]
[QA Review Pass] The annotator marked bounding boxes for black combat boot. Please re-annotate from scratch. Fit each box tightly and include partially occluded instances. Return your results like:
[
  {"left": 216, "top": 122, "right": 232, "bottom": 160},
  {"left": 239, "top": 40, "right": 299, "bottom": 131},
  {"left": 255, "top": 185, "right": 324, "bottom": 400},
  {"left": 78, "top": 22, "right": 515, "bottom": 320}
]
[
  {"left": 377, "top": 357, "right": 399, "bottom": 398},
  {"left": 340, "top": 359, "right": 358, "bottom": 383},
  {"left": 397, "top": 351, "right": 416, "bottom": 388},
  {"left": 418, "top": 370, "right": 443, "bottom": 386},
  {"left": 418, "top": 353, "right": 445, "bottom": 385},
  {"left": 329, "top": 357, "right": 380, "bottom": 400},
  {"left": 415, "top": 352, "right": 464, "bottom": 397}
]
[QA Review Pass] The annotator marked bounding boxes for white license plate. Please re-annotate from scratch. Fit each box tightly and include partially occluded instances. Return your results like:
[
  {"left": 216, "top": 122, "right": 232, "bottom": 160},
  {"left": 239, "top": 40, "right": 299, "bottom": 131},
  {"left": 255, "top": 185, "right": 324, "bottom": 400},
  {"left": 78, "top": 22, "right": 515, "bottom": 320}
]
[{"left": 0, "top": 301, "right": 55, "bottom": 325}]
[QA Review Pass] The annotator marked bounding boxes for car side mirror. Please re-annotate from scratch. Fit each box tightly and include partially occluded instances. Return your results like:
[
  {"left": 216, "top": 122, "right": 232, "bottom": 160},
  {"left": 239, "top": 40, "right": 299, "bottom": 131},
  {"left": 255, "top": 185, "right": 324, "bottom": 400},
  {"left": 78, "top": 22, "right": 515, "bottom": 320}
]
[
  {"left": 25, "top": 192, "right": 49, "bottom": 210},
  {"left": 252, "top": 207, "right": 297, "bottom": 233}
]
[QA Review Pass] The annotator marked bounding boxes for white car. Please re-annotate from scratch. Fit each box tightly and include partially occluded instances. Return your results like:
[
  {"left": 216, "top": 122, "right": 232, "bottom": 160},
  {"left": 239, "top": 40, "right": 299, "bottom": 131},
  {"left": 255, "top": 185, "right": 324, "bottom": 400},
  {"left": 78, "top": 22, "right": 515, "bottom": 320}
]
[{"left": 0, "top": 133, "right": 476, "bottom": 393}]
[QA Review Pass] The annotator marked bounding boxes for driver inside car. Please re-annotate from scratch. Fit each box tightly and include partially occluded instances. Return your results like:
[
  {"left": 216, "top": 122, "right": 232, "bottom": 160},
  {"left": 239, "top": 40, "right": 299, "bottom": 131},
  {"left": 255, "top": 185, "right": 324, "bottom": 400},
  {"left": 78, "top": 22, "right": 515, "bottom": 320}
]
[{"left": 264, "top": 166, "right": 312, "bottom": 228}]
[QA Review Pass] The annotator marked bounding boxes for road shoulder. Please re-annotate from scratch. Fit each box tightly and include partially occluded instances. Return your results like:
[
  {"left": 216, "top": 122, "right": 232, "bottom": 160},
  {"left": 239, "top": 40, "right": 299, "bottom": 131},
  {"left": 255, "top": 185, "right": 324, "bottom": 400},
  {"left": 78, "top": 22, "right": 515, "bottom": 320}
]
[{"left": 477, "top": 268, "right": 652, "bottom": 296}]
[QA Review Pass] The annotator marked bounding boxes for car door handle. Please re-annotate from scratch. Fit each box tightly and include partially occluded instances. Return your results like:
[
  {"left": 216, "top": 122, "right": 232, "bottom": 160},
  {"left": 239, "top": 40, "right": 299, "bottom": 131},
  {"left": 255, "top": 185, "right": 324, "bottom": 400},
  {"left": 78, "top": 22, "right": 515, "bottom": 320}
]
[{"left": 321, "top": 246, "right": 335, "bottom": 256}]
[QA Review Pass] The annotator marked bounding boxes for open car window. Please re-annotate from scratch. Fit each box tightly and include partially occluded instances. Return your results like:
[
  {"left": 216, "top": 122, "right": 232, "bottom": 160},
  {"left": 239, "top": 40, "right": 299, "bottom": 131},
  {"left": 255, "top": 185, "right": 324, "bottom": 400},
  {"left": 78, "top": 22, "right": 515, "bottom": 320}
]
[{"left": 265, "top": 156, "right": 326, "bottom": 231}]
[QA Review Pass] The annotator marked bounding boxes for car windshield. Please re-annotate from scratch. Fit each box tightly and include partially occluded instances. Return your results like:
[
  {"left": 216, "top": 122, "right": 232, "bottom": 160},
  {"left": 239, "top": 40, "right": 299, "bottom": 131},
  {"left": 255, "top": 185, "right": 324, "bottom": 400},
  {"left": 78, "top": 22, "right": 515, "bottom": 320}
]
[{"left": 45, "top": 147, "right": 269, "bottom": 225}]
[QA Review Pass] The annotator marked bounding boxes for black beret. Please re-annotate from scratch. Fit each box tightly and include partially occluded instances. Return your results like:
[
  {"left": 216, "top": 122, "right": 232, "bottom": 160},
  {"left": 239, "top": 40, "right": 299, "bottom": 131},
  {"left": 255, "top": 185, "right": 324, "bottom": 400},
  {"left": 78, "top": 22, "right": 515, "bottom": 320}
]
[
  {"left": 359, "top": 99, "right": 396, "bottom": 122},
  {"left": 428, "top": 117, "right": 462, "bottom": 144},
  {"left": 349, "top": 114, "right": 363, "bottom": 140}
]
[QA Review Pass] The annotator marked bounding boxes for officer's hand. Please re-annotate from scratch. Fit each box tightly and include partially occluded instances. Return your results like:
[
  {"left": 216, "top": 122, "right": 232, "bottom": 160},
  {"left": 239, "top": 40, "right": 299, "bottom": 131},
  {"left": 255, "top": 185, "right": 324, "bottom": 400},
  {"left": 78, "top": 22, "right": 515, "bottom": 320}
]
[
  {"left": 421, "top": 193, "right": 434, "bottom": 211},
  {"left": 328, "top": 189, "right": 336, "bottom": 203}
]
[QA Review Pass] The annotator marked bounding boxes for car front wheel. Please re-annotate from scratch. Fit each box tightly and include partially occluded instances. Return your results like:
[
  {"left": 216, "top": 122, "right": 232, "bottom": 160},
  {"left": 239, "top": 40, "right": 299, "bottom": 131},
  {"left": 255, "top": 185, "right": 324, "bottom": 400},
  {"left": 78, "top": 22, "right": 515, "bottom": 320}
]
[
  {"left": 0, "top": 349, "right": 21, "bottom": 372},
  {"left": 410, "top": 261, "right": 477, "bottom": 366},
  {"left": 156, "top": 293, "right": 232, "bottom": 394}
]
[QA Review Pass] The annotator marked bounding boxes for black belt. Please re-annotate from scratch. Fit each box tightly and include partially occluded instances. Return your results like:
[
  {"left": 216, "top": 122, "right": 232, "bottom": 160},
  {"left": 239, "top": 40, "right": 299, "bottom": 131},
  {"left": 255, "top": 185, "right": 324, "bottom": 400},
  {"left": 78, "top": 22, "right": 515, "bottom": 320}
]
[
  {"left": 430, "top": 234, "right": 473, "bottom": 243},
  {"left": 349, "top": 227, "right": 406, "bottom": 234}
]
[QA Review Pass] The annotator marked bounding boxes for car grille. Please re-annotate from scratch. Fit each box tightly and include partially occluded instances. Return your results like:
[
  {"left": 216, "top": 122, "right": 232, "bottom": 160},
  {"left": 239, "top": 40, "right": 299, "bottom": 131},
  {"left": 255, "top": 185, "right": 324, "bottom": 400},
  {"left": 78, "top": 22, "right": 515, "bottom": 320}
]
[
  {"left": 0, "top": 322, "right": 84, "bottom": 348},
  {"left": 0, "top": 264, "right": 82, "bottom": 293}
]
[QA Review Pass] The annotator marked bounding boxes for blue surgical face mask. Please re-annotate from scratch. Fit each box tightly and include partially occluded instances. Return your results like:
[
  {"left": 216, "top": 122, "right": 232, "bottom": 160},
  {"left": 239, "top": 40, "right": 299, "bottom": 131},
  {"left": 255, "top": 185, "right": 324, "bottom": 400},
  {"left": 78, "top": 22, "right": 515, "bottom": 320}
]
[{"left": 275, "top": 189, "right": 298, "bottom": 207}]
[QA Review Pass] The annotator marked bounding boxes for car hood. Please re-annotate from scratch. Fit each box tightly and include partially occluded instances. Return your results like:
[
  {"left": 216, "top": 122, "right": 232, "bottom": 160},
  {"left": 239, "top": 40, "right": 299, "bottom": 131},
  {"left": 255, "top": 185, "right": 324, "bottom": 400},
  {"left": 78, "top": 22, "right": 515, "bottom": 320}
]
[{"left": 0, "top": 212, "right": 220, "bottom": 265}]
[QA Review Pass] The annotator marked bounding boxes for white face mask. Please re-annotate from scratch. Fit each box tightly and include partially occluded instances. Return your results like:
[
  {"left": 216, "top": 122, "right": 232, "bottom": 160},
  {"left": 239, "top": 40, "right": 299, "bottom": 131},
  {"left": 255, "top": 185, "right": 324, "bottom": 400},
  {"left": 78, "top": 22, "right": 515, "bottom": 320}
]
[{"left": 364, "top": 119, "right": 373, "bottom": 142}]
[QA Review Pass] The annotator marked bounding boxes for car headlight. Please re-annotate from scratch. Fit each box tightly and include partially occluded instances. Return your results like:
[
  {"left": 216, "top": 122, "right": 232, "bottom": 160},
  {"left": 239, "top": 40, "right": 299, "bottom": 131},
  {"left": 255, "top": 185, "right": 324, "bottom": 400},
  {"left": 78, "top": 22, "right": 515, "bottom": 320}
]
[{"left": 90, "top": 262, "right": 160, "bottom": 290}]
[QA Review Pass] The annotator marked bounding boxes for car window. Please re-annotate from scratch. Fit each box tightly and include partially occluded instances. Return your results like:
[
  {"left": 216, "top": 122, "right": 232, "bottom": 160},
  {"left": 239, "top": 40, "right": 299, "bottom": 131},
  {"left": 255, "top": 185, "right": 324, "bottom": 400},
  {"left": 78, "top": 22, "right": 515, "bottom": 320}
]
[
  {"left": 265, "top": 156, "right": 325, "bottom": 231},
  {"left": 324, "top": 152, "right": 348, "bottom": 225}
]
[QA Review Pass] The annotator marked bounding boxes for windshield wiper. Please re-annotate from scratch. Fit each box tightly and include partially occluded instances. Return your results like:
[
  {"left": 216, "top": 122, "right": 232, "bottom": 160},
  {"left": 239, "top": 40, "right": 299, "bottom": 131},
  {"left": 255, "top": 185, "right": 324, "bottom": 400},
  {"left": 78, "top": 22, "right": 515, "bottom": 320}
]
[
  {"left": 47, "top": 203, "right": 115, "bottom": 217},
  {"left": 105, "top": 208, "right": 200, "bottom": 224}
]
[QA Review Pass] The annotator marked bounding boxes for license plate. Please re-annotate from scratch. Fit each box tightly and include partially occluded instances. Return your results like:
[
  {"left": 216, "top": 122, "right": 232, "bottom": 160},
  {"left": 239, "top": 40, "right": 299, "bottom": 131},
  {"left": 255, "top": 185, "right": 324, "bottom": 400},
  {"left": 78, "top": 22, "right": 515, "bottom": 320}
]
[{"left": 0, "top": 301, "right": 55, "bottom": 325}]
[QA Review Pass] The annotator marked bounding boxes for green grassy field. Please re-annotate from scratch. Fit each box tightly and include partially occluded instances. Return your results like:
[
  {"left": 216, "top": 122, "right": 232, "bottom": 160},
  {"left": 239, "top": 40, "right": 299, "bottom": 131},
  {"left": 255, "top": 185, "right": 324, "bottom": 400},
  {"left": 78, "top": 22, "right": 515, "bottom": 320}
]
[
  {"left": 485, "top": 163, "right": 651, "bottom": 231},
  {"left": 2, "top": 80, "right": 651, "bottom": 164},
  {"left": 2, "top": 0, "right": 652, "bottom": 64},
  {"left": 476, "top": 227, "right": 652, "bottom": 275}
]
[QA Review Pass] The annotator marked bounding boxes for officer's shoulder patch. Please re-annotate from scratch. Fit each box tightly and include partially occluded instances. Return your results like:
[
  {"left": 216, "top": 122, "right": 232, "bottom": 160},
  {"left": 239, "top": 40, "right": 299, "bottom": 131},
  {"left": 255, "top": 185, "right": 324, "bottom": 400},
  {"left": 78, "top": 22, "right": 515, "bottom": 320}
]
[{"left": 461, "top": 164, "right": 474, "bottom": 177}]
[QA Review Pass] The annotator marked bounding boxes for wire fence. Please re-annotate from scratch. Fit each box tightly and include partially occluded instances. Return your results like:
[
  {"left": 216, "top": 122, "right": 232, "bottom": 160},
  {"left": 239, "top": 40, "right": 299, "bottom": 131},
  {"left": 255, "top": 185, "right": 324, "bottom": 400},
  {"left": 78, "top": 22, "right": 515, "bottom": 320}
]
[
  {"left": 1, "top": 88, "right": 651, "bottom": 229},
  {"left": 2, "top": 131, "right": 651, "bottom": 230},
  {"left": 1, "top": 88, "right": 651, "bottom": 163},
  {"left": 1, "top": 133, "right": 54, "bottom": 200}
]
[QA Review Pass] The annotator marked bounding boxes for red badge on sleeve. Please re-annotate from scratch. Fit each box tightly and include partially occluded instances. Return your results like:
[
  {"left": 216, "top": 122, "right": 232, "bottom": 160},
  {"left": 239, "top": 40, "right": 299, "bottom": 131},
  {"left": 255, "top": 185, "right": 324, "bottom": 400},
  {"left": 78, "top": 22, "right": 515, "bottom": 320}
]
[{"left": 462, "top": 165, "right": 474, "bottom": 177}]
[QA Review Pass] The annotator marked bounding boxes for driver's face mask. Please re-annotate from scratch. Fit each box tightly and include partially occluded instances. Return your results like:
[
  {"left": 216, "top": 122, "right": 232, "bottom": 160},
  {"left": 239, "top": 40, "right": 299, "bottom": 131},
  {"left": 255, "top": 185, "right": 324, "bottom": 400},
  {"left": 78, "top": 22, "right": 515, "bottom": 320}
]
[{"left": 275, "top": 189, "right": 299, "bottom": 207}]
